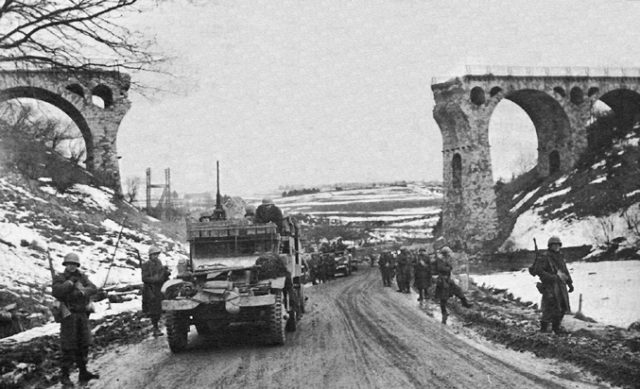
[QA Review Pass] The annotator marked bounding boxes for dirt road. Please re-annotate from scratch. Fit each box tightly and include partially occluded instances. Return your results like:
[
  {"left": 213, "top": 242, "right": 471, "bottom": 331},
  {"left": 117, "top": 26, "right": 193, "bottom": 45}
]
[{"left": 88, "top": 267, "right": 609, "bottom": 389}]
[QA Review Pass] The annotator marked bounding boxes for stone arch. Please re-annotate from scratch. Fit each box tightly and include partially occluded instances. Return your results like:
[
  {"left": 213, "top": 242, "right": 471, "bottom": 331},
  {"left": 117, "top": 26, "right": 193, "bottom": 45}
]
[
  {"left": 91, "top": 84, "right": 113, "bottom": 108},
  {"left": 502, "top": 89, "right": 572, "bottom": 176},
  {"left": 598, "top": 88, "right": 640, "bottom": 133},
  {"left": 65, "top": 83, "right": 85, "bottom": 99},
  {"left": 0, "top": 86, "right": 95, "bottom": 169}
]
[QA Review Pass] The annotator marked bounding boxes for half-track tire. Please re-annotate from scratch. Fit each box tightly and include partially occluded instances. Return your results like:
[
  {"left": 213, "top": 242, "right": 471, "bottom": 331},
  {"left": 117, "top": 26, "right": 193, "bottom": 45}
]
[
  {"left": 285, "top": 309, "right": 297, "bottom": 332},
  {"left": 268, "top": 292, "right": 286, "bottom": 345},
  {"left": 166, "top": 311, "right": 189, "bottom": 353}
]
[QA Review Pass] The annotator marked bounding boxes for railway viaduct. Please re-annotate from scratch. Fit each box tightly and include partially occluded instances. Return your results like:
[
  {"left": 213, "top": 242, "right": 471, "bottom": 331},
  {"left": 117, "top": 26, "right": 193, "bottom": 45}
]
[
  {"left": 0, "top": 69, "right": 131, "bottom": 192},
  {"left": 431, "top": 66, "right": 640, "bottom": 249}
]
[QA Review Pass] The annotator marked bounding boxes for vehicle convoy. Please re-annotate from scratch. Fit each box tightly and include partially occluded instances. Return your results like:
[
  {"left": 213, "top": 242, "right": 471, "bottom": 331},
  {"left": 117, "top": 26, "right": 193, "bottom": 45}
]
[{"left": 160, "top": 164, "right": 305, "bottom": 353}]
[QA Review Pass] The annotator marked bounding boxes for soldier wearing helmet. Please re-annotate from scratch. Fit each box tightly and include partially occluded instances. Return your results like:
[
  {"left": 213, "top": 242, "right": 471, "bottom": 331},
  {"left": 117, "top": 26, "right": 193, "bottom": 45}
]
[
  {"left": 395, "top": 248, "right": 412, "bottom": 293},
  {"left": 530, "top": 236, "right": 574, "bottom": 334},
  {"left": 141, "top": 245, "right": 171, "bottom": 337},
  {"left": 434, "top": 246, "right": 472, "bottom": 324},
  {"left": 52, "top": 252, "right": 99, "bottom": 386},
  {"left": 255, "top": 197, "right": 284, "bottom": 232}
]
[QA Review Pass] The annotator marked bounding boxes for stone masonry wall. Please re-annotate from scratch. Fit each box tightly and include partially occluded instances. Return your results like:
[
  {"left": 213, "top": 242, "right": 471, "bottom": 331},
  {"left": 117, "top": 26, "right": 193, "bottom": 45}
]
[
  {"left": 0, "top": 70, "right": 131, "bottom": 193},
  {"left": 431, "top": 75, "right": 640, "bottom": 249}
]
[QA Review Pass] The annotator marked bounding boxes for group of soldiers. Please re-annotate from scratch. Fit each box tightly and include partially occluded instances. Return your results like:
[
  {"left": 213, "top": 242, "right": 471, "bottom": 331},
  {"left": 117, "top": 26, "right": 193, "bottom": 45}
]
[
  {"left": 44, "top": 232, "right": 573, "bottom": 387},
  {"left": 307, "top": 252, "right": 338, "bottom": 284},
  {"left": 374, "top": 245, "right": 472, "bottom": 324},
  {"left": 49, "top": 245, "right": 169, "bottom": 387}
]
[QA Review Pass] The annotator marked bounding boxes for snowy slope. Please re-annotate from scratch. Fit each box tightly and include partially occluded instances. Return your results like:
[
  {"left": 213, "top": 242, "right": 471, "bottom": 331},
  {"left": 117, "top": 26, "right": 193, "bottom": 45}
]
[{"left": 0, "top": 175, "right": 188, "bottom": 320}]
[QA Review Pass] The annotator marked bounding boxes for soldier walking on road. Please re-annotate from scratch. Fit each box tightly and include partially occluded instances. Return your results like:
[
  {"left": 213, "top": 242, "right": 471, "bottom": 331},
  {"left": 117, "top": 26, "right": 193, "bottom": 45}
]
[
  {"left": 52, "top": 252, "right": 99, "bottom": 387},
  {"left": 414, "top": 248, "right": 432, "bottom": 302},
  {"left": 529, "top": 236, "right": 574, "bottom": 334},
  {"left": 435, "top": 246, "right": 472, "bottom": 324},
  {"left": 379, "top": 251, "right": 395, "bottom": 287},
  {"left": 142, "top": 245, "right": 171, "bottom": 337},
  {"left": 396, "top": 249, "right": 412, "bottom": 293}
]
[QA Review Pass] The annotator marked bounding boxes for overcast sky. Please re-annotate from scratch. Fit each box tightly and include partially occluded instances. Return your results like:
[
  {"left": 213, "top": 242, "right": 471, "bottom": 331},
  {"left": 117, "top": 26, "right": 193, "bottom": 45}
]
[{"left": 115, "top": 0, "right": 640, "bottom": 196}]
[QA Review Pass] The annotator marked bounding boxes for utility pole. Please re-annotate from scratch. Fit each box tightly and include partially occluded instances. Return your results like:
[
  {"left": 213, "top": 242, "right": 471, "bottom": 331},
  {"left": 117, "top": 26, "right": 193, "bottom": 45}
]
[{"left": 145, "top": 168, "right": 171, "bottom": 219}]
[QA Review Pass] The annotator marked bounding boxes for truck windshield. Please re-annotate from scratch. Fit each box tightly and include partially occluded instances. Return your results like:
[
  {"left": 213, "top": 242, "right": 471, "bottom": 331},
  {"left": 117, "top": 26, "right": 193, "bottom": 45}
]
[{"left": 192, "top": 237, "right": 276, "bottom": 259}]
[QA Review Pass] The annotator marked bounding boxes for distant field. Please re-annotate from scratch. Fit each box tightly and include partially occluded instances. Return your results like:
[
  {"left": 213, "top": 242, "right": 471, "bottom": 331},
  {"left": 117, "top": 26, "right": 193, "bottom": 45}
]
[
  {"left": 275, "top": 183, "right": 443, "bottom": 244},
  {"left": 282, "top": 198, "right": 441, "bottom": 214}
]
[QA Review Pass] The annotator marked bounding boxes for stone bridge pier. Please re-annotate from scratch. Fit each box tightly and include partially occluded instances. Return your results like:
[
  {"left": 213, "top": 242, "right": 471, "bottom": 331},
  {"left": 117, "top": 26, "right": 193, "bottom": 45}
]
[
  {"left": 431, "top": 68, "right": 640, "bottom": 249},
  {"left": 0, "top": 69, "right": 131, "bottom": 193}
]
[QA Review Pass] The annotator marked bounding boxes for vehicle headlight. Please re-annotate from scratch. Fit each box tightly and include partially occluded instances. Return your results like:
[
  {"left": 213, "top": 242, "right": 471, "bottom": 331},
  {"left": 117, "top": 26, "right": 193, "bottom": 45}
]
[{"left": 164, "top": 281, "right": 196, "bottom": 299}]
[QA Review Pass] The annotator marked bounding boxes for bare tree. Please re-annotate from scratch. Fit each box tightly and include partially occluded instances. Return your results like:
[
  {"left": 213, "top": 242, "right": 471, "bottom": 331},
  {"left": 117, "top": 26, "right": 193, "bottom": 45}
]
[
  {"left": 0, "top": 0, "right": 158, "bottom": 72},
  {"left": 124, "top": 176, "right": 141, "bottom": 203}
]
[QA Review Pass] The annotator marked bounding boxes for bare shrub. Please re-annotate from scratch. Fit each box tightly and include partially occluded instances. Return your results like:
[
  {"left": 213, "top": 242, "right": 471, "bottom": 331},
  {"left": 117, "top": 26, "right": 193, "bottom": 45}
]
[{"left": 124, "top": 176, "right": 141, "bottom": 204}]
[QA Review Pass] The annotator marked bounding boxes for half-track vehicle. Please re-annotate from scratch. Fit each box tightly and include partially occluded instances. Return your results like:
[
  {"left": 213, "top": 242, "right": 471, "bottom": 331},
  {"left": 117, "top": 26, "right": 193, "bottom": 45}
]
[
  {"left": 160, "top": 162, "right": 305, "bottom": 353},
  {"left": 161, "top": 216, "right": 305, "bottom": 352}
]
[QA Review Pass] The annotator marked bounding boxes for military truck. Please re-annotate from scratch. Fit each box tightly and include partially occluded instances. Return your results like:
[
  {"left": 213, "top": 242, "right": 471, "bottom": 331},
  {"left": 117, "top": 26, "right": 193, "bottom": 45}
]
[
  {"left": 160, "top": 162, "right": 305, "bottom": 352},
  {"left": 161, "top": 216, "right": 305, "bottom": 352}
]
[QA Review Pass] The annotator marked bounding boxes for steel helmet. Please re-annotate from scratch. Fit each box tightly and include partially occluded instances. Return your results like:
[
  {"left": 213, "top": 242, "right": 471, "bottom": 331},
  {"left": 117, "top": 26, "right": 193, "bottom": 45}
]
[
  {"left": 262, "top": 197, "right": 274, "bottom": 205},
  {"left": 62, "top": 252, "right": 80, "bottom": 266},
  {"left": 440, "top": 246, "right": 453, "bottom": 256},
  {"left": 148, "top": 245, "right": 162, "bottom": 256},
  {"left": 245, "top": 205, "right": 256, "bottom": 216},
  {"left": 548, "top": 236, "right": 562, "bottom": 247}
]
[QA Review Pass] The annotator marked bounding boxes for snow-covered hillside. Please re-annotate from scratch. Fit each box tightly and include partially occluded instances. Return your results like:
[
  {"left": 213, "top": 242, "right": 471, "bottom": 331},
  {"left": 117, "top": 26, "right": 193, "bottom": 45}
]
[
  {"left": 0, "top": 173, "right": 188, "bottom": 326},
  {"left": 501, "top": 132, "right": 640, "bottom": 257}
]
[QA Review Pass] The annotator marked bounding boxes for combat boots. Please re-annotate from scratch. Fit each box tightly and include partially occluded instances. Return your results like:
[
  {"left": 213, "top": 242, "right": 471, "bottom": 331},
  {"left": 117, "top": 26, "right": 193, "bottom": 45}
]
[
  {"left": 540, "top": 321, "right": 550, "bottom": 333},
  {"left": 78, "top": 365, "right": 100, "bottom": 384},
  {"left": 60, "top": 368, "right": 74, "bottom": 388},
  {"left": 552, "top": 321, "right": 569, "bottom": 335}
]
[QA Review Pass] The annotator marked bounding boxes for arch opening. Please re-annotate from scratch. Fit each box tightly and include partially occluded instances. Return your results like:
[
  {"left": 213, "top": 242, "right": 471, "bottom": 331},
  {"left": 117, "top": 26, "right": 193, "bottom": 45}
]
[
  {"left": 66, "top": 84, "right": 85, "bottom": 99},
  {"left": 92, "top": 84, "right": 113, "bottom": 109},
  {"left": 452, "top": 153, "right": 462, "bottom": 188},
  {"left": 488, "top": 99, "right": 537, "bottom": 183},
  {"left": 0, "top": 87, "right": 92, "bottom": 168}
]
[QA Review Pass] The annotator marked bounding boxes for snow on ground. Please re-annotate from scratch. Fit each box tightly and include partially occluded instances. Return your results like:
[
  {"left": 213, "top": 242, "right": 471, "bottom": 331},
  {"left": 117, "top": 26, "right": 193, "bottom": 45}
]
[
  {"left": 471, "top": 260, "right": 640, "bottom": 328},
  {"left": 534, "top": 187, "right": 572, "bottom": 206},
  {"left": 0, "top": 296, "right": 143, "bottom": 344},
  {"left": 503, "top": 200, "right": 640, "bottom": 251},
  {"left": 510, "top": 188, "right": 540, "bottom": 213},
  {"left": 0, "top": 177, "right": 187, "bottom": 294}
]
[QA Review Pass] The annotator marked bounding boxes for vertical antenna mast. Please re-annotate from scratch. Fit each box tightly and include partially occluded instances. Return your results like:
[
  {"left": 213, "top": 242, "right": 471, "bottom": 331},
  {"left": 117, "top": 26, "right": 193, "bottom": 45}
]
[{"left": 212, "top": 160, "right": 226, "bottom": 220}]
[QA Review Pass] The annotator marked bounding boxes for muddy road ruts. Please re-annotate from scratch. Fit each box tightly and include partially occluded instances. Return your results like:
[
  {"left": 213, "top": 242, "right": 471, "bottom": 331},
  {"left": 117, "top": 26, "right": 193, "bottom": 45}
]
[{"left": 88, "top": 267, "right": 608, "bottom": 389}]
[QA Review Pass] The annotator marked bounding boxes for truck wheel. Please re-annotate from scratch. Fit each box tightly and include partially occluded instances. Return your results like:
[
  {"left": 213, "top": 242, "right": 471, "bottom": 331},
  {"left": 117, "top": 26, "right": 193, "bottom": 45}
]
[
  {"left": 166, "top": 311, "right": 189, "bottom": 353},
  {"left": 285, "top": 309, "right": 297, "bottom": 332},
  {"left": 299, "top": 287, "right": 306, "bottom": 314},
  {"left": 268, "top": 292, "right": 286, "bottom": 345}
]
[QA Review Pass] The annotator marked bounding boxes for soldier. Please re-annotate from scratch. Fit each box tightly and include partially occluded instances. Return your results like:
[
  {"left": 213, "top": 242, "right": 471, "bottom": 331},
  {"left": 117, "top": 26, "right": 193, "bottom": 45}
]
[
  {"left": 529, "top": 236, "right": 574, "bottom": 334},
  {"left": 414, "top": 248, "right": 432, "bottom": 302},
  {"left": 434, "top": 246, "right": 472, "bottom": 324},
  {"left": 142, "top": 245, "right": 171, "bottom": 337},
  {"left": 51, "top": 252, "right": 99, "bottom": 386},
  {"left": 255, "top": 198, "right": 284, "bottom": 232},
  {"left": 379, "top": 251, "right": 395, "bottom": 287},
  {"left": 396, "top": 249, "right": 412, "bottom": 293}
]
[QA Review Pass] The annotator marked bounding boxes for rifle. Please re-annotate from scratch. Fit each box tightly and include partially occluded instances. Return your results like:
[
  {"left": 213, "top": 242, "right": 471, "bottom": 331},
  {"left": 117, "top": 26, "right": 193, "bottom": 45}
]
[
  {"left": 102, "top": 217, "right": 127, "bottom": 289},
  {"left": 528, "top": 238, "right": 539, "bottom": 276},
  {"left": 134, "top": 248, "right": 143, "bottom": 269},
  {"left": 47, "top": 248, "right": 71, "bottom": 322}
]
